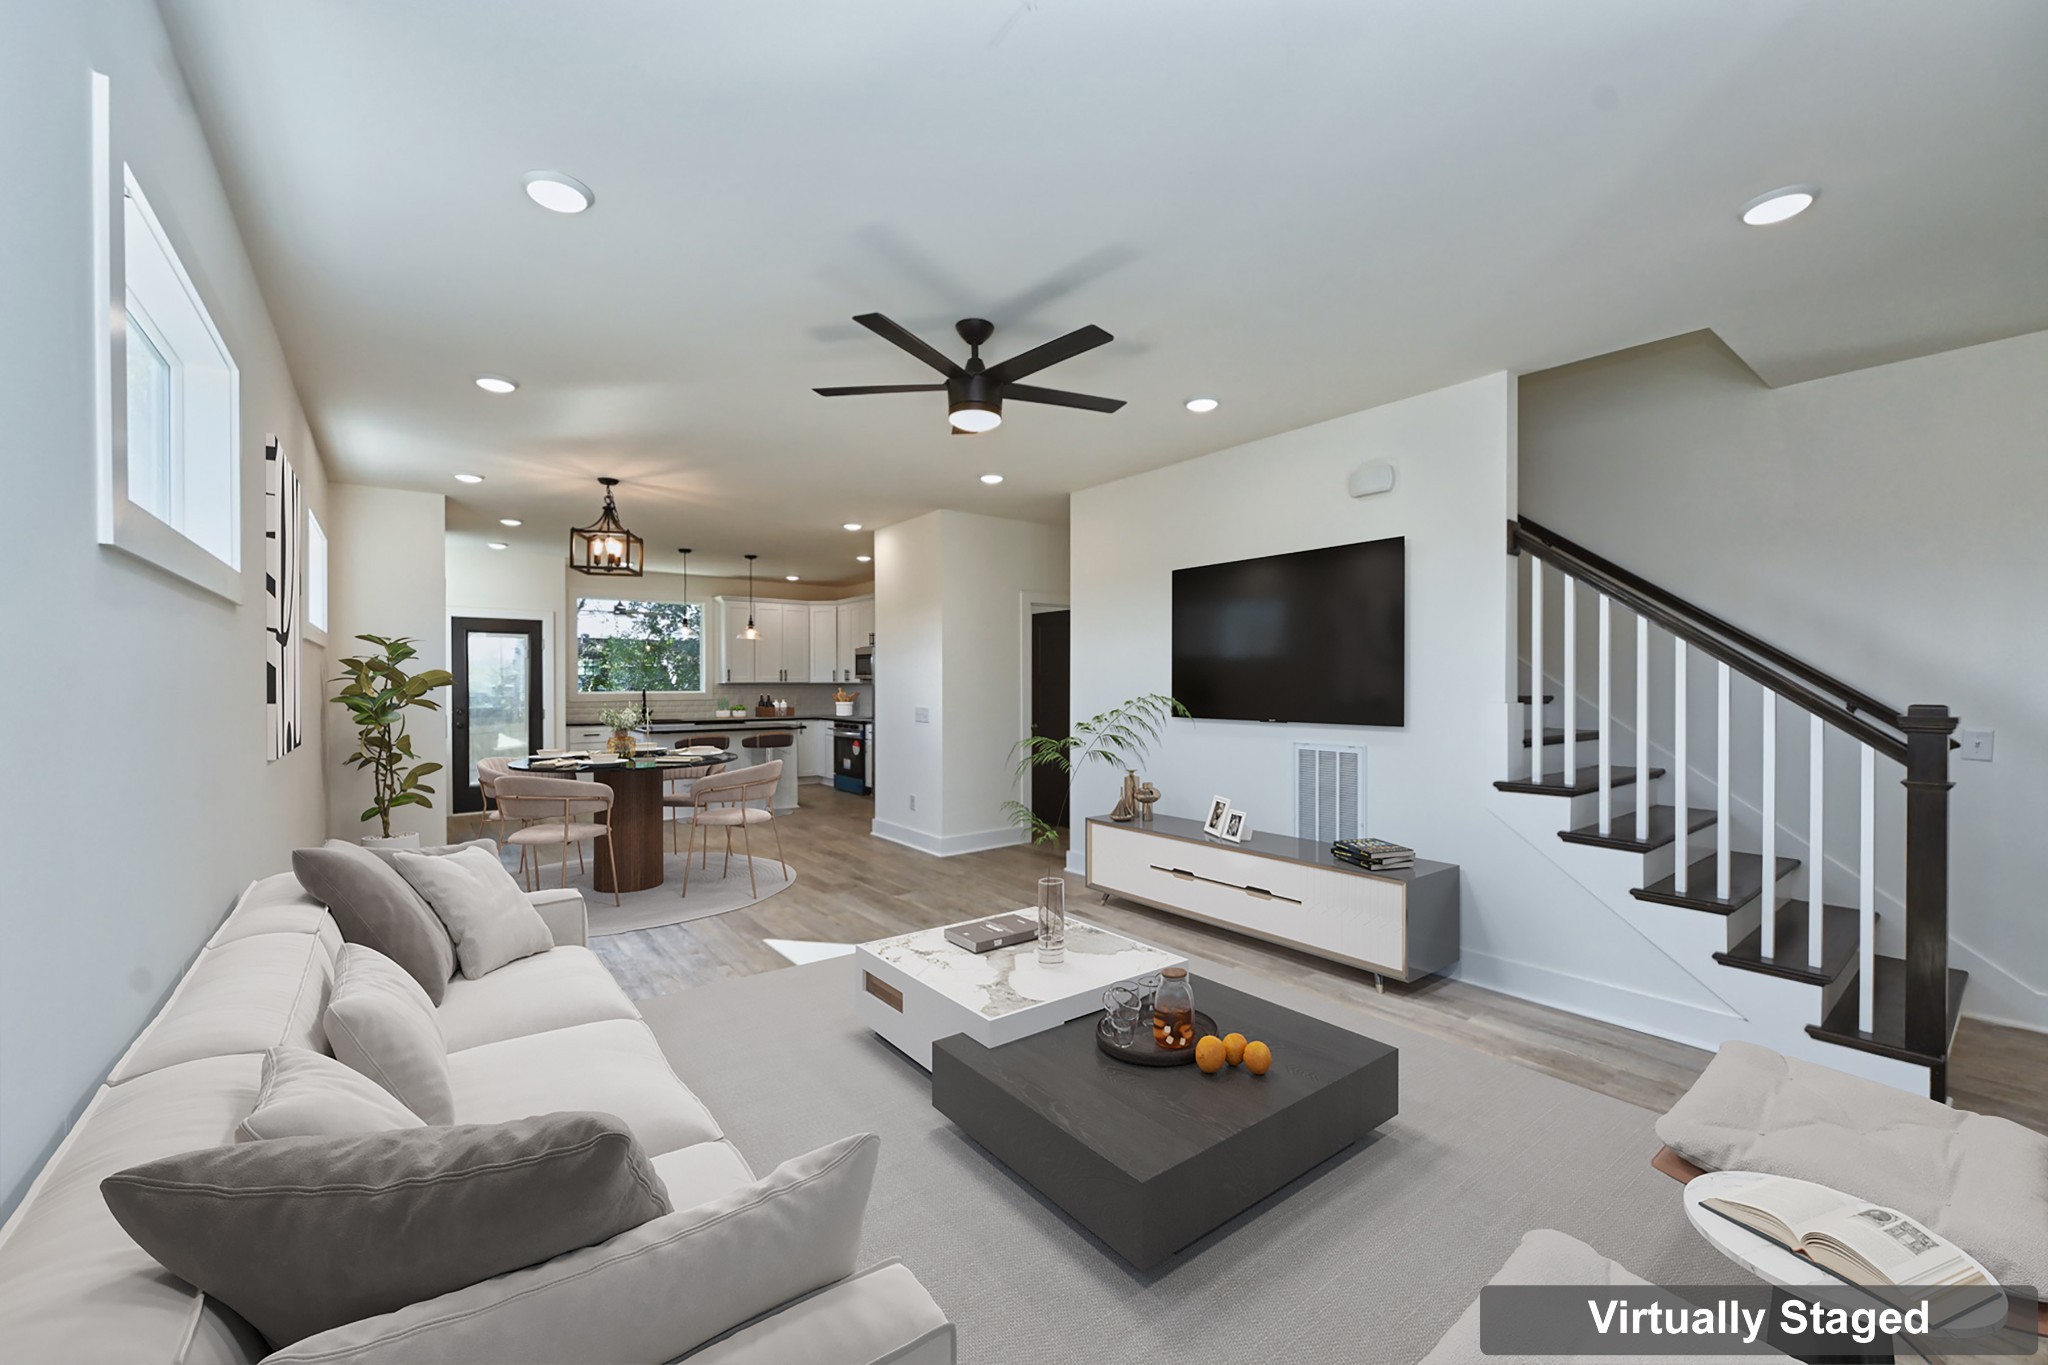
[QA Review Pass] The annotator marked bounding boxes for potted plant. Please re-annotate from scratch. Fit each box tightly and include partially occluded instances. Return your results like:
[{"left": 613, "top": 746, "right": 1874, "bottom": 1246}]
[
  {"left": 833, "top": 686, "right": 858, "bottom": 717},
  {"left": 596, "top": 704, "right": 649, "bottom": 758},
  {"left": 331, "top": 634, "right": 455, "bottom": 846}
]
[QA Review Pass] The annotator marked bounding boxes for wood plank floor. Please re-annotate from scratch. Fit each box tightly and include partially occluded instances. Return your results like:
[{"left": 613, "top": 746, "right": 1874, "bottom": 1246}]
[{"left": 455, "top": 786, "right": 2047, "bottom": 1132}]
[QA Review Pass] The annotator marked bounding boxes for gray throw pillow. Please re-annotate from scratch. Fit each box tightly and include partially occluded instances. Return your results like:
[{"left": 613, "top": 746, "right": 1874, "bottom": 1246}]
[
  {"left": 100, "top": 1111, "right": 672, "bottom": 1349},
  {"left": 292, "top": 841, "right": 457, "bottom": 1003},
  {"left": 391, "top": 846, "right": 554, "bottom": 978}
]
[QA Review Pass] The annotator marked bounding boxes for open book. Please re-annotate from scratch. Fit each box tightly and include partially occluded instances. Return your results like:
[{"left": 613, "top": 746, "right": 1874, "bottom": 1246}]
[{"left": 1702, "top": 1173, "right": 1987, "bottom": 1288}]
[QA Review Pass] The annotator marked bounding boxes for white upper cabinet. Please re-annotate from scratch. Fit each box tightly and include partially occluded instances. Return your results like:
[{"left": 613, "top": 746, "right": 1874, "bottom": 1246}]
[
  {"left": 834, "top": 603, "right": 858, "bottom": 681},
  {"left": 719, "top": 595, "right": 872, "bottom": 686},
  {"left": 809, "top": 605, "right": 839, "bottom": 683}
]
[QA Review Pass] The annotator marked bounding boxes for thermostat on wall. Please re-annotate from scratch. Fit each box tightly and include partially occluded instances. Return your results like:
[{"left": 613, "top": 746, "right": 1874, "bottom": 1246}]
[{"left": 1347, "top": 461, "right": 1396, "bottom": 499}]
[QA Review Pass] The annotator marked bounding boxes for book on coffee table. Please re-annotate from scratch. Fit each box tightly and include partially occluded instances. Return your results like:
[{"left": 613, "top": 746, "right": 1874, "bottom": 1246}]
[
  {"left": 1700, "top": 1173, "right": 1987, "bottom": 1288},
  {"left": 944, "top": 911, "right": 1039, "bottom": 954}
]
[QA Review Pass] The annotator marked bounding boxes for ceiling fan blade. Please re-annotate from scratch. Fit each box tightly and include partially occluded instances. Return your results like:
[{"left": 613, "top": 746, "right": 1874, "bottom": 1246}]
[
  {"left": 852, "top": 313, "right": 963, "bottom": 377},
  {"left": 1001, "top": 383, "right": 1126, "bottom": 413},
  {"left": 983, "top": 324, "right": 1113, "bottom": 385},
  {"left": 813, "top": 384, "right": 947, "bottom": 396}
]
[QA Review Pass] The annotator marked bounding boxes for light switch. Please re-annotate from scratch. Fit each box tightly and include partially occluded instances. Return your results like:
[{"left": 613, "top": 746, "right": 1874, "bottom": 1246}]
[
  {"left": 1959, "top": 728, "right": 1994, "bottom": 762},
  {"left": 914, "top": 707, "right": 930, "bottom": 724}
]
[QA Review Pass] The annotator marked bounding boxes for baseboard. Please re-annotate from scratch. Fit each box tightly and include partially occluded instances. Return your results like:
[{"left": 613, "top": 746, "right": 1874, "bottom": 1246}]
[
  {"left": 1450, "top": 946, "right": 1744, "bottom": 1056},
  {"left": 870, "top": 820, "right": 1027, "bottom": 859}
]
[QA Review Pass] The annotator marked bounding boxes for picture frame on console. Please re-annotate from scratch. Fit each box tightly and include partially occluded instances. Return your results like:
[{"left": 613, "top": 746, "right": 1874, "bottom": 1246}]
[
  {"left": 1220, "top": 810, "right": 1249, "bottom": 843},
  {"left": 1203, "top": 796, "right": 1234, "bottom": 838}
]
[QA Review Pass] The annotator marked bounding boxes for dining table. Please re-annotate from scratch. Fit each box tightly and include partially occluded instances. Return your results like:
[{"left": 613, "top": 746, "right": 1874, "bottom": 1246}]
[{"left": 507, "top": 749, "right": 735, "bottom": 894}]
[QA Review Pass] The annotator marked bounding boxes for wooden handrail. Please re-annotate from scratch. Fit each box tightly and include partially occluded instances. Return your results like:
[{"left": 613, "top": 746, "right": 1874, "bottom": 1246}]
[{"left": 1510, "top": 518, "right": 1910, "bottom": 765}]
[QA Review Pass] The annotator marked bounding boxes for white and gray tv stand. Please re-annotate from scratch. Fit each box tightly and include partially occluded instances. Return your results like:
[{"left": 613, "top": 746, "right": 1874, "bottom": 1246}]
[{"left": 1084, "top": 814, "right": 1460, "bottom": 987}]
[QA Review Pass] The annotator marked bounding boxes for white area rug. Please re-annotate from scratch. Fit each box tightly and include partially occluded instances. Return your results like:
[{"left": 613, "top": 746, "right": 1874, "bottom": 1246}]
[{"left": 503, "top": 844, "right": 796, "bottom": 935}]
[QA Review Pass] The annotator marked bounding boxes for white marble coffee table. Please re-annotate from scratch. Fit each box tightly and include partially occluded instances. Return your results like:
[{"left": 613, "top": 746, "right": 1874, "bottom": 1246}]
[{"left": 854, "top": 916, "right": 1184, "bottom": 1069}]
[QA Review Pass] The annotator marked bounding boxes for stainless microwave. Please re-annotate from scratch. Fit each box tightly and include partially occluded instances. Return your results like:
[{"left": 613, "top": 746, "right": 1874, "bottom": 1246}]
[{"left": 853, "top": 645, "right": 874, "bottom": 682}]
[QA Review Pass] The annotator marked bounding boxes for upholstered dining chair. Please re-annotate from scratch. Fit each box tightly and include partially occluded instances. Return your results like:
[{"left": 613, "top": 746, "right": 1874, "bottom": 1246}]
[
  {"left": 681, "top": 759, "right": 785, "bottom": 899},
  {"left": 660, "top": 736, "right": 729, "bottom": 857},
  {"left": 475, "top": 758, "right": 514, "bottom": 847},
  {"left": 494, "top": 774, "right": 620, "bottom": 906}
]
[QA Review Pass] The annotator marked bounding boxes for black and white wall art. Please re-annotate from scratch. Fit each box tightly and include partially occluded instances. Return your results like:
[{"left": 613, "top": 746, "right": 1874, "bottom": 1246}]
[{"left": 265, "top": 438, "right": 302, "bottom": 759}]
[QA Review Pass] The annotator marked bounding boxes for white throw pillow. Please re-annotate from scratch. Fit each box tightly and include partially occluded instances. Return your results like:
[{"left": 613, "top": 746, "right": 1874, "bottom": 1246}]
[
  {"left": 238, "top": 1046, "right": 424, "bottom": 1141},
  {"left": 323, "top": 944, "right": 454, "bottom": 1124},
  {"left": 259, "top": 1133, "right": 883, "bottom": 1365},
  {"left": 392, "top": 846, "right": 555, "bottom": 978}
]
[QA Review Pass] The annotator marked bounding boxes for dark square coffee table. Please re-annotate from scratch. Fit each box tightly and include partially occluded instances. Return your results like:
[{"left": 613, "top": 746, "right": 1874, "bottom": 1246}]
[{"left": 931, "top": 975, "right": 1399, "bottom": 1269}]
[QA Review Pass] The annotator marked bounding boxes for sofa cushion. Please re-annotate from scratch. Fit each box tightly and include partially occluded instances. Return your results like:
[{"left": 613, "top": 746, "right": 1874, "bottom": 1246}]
[
  {"left": 102, "top": 1112, "right": 672, "bottom": 1350},
  {"left": 324, "top": 944, "right": 453, "bottom": 1124},
  {"left": 649, "top": 1138, "right": 755, "bottom": 1210},
  {"left": 210, "top": 874, "right": 342, "bottom": 963},
  {"left": 259, "top": 1133, "right": 880, "bottom": 1365},
  {"left": 107, "top": 933, "right": 332, "bottom": 1086},
  {"left": 678, "top": 1261, "right": 955, "bottom": 1365},
  {"left": 391, "top": 846, "right": 554, "bottom": 978},
  {"left": 238, "top": 1047, "right": 424, "bottom": 1141},
  {"left": 0, "top": 1055, "right": 269, "bottom": 1365},
  {"left": 447, "top": 1018, "right": 720, "bottom": 1155},
  {"left": 293, "top": 841, "right": 457, "bottom": 1004},
  {"left": 437, "top": 945, "right": 640, "bottom": 1051},
  {"left": 1656, "top": 1040, "right": 2048, "bottom": 1289}
]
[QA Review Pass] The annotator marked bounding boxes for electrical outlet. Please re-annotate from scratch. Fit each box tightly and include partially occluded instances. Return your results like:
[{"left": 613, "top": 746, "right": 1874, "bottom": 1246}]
[
  {"left": 1959, "top": 728, "right": 1994, "bottom": 762},
  {"left": 914, "top": 707, "right": 930, "bottom": 723}
]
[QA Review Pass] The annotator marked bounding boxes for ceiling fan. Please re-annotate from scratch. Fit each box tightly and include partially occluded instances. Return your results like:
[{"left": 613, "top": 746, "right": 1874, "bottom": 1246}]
[{"left": 815, "top": 314, "right": 1125, "bottom": 433}]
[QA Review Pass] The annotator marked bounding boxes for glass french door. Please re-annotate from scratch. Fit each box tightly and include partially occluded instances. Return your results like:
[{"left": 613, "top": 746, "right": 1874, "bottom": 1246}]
[{"left": 451, "top": 617, "right": 544, "bottom": 814}]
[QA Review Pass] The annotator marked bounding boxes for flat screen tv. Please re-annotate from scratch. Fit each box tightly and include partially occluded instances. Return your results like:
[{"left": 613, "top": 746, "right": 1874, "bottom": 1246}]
[{"left": 1171, "top": 537, "right": 1404, "bottom": 726}]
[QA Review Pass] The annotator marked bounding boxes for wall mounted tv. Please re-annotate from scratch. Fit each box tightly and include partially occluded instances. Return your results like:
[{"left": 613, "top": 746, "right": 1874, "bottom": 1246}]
[{"left": 1171, "top": 537, "right": 1404, "bottom": 726}]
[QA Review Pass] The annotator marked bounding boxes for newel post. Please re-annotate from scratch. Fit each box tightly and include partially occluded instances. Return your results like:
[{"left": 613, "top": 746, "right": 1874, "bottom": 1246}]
[{"left": 1899, "top": 704, "right": 1957, "bottom": 1088}]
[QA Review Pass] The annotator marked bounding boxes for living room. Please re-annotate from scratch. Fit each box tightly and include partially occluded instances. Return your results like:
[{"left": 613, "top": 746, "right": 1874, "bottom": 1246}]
[{"left": 4, "top": 2, "right": 2046, "bottom": 1363}]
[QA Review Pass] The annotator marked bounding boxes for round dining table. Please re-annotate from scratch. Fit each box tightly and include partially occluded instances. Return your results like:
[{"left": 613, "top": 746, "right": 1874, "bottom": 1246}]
[{"left": 507, "top": 751, "right": 735, "bottom": 894}]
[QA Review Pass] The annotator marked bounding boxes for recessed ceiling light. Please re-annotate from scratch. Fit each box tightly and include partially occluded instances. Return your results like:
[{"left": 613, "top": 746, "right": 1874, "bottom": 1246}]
[
  {"left": 856, "top": 554, "right": 872, "bottom": 563},
  {"left": 498, "top": 517, "right": 522, "bottom": 527},
  {"left": 454, "top": 473, "right": 484, "bottom": 484},
  {"left": 785, "top": 574, "right": 800, "bottom": 582},
  {"left": 1740, "top": 186, "right": 1817, "bottom": 226},
  {"left": 487, "top": 541, "right": 508, "bottom": 551},
  {"left": 842, "top": 522, "right": 863, "bottom": 532},
  {"left": 474, "top": 375, "right": 518, "bottom": 394},
  {"left": 979, "top": 473, "right": 1004, "bottom": 485},
  {"left": 523, "top": 172, "right": 593, "bottom": 214},
  {"left": 1185, "top": 397, "right": 1219, "bottom": 413}
]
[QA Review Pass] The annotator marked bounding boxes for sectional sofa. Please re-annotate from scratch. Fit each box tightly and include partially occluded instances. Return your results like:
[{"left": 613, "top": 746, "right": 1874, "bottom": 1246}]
[{"left": 0, "top": 871, "right": 954, "bottom": 1364}]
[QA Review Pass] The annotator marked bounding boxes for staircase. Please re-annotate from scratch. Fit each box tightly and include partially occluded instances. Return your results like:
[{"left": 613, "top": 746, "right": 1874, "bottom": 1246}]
[{"left": 1488, "top": 519, "right": 1964, "bottom": 1099}]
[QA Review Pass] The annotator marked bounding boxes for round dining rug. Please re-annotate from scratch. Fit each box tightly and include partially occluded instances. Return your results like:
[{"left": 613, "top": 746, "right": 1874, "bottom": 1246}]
[{"left": 506, "top": 845, "right": 796, "bottom": 935}]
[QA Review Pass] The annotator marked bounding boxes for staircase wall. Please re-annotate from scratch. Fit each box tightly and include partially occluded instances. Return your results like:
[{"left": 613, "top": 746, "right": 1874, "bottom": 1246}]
[{"left": 1519, "top": 328, "right": 2048, "bottom": 1032}]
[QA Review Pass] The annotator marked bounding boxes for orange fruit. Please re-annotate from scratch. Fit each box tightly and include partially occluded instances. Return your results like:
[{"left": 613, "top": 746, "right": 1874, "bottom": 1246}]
[
  {"left": 1194, "top": 1035, "right": 1226, "bottom": 1074},
  {"left": 1222, "top": 1033, "right": 1248, "bottom": 1066},
  {"left": 1243, "top": 1040, "right": 1273, "bottom": 1076}
]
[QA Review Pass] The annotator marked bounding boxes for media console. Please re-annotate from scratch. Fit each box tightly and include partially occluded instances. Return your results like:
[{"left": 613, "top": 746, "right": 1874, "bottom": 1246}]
[{"left": 1084, "top": 814, "right": 1459, "bottom": 985}]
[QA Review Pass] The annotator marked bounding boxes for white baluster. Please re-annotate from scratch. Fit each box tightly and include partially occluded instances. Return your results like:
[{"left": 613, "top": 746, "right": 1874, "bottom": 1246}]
[
  {"left": 1760, "top": 688, "right": 1777, "bottom": 958},
  {"left": 1597, "top": 595, "right": 1612, "bottom": 835},
  {"left": 1562, "top": 578, "right": 1577, "bottom": 786},
  {"left": 1859, "top": 743, "right": 1876, "bottom": 1032},
  {"left": 1674, "top": 638, "right": 1689, "bottom": 894},
  {"left": 1635, "top": 614, "right": 1649, "bottom": 843},
  {"left": 1808, "top": 715, "right": 1824, "bottom": 971},
  {"left": 1716, "top": 662, "right": 1731, "bottom": 901},
  {"left": 1529, "top": 558, "right": 1543, "bottom": 780}
]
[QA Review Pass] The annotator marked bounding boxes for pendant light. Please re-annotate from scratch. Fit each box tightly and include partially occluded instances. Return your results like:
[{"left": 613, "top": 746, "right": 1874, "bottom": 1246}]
[
  {"left": 569, "top": 477, "right": 643, "bottom": 576},
  {"left": 678, "top": 548, "right": 692, "bottom": 629},
  {"left": 740, "top": 554, "right": 761, "bottom": 640}
]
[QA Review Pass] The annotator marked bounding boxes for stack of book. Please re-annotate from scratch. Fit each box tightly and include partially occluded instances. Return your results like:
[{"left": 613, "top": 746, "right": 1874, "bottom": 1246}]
[{"left": 1332, "top": 837, "right": 1414, "bottom": 871}]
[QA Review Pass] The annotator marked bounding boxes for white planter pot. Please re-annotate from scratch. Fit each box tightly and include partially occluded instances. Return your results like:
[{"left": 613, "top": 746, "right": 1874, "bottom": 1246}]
[
  {"left": 835, "top": 701, "right": 855, "bottom": 716},
  {"left": 361, "top": 832, "right": 422, "bottom": 850}
]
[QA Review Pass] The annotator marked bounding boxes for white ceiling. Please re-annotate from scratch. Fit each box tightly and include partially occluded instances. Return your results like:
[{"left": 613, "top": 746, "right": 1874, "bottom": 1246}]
[{"left": 157, "top": 0, "right": 2048, "bottom": 584}]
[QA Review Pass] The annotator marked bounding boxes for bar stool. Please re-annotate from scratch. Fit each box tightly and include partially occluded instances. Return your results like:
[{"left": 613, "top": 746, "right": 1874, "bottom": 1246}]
[{"left": 662, "top": 736, "right": 729, "bottom": 857}]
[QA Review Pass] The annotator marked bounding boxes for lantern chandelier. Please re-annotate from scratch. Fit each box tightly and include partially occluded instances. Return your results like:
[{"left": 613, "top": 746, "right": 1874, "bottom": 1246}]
[{"left": 569, "top": 477, "right": 643, "bottom": 576}]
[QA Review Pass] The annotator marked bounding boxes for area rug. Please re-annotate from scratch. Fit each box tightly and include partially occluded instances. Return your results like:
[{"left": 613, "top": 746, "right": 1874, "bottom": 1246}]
[
  {"left": 500, "top": 845, "right": 795, "bottom": 935},
  {"left": 638, "top": 954, "right": 1747, "bottom": 1365}
]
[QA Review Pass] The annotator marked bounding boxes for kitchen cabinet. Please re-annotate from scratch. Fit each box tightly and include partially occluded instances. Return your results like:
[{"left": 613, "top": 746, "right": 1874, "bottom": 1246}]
[
  {"left": 569, "top": 725, "right": 610, "bottom": 751},
  {"left": 720, "top": 595, "right": 871, "bottom": 685},
  {"left": 776, "top": 605, "right": 810, "bottom": 683},
  {"left": 833, "top": 597, "right": 874, "bottom": 682},
  {"left": 808, "top": 606, "right": 838, "bottom": 684},
  {"left": 797, "top": 722, "right": 832, "bottom": 780}
]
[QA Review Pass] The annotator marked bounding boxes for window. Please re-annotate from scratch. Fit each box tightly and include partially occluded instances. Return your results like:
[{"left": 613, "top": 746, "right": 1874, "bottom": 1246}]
[
  {"left": 306, "top": 509, "right": 329, "bottom": 639},
  {"left": 93, "top": 70, "right": 242, "bottom": 600},
  {"left": 576, "top": 599, "right": 704, "bottom": 693}
]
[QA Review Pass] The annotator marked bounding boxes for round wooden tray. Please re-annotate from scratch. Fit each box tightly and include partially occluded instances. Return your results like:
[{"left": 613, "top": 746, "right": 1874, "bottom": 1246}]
[{"left": 1095, "top": 1009, "right": 1219, "bottom": 1067}]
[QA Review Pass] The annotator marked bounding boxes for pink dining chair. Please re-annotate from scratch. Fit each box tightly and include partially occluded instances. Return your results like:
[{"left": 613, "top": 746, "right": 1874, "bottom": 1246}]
[
  {"left": 661, "top": 737, "right": 730, "bottom": 857},
  {"left": 681, "top": 759, "right": 785, "bottom": 899},
  {"left": 495, "top": 774, "right": 620, "bottom": 906}
]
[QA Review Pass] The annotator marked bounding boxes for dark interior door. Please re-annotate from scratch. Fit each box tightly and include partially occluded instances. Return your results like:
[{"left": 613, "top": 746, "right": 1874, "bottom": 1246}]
[
  {"left": 1030, "top": 610, "right": 1071, "bottom": 830},
  {"left": 451, "top": 617, "right": 544, "bottom": 814}
]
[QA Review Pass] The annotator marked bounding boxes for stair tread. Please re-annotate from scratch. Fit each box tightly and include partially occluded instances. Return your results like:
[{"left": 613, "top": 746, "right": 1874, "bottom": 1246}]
[
  {"left": 1493, "top": 766, "right": 1665, "bottom": 797},
  {"left": 1808, "top": 958, "right": 1969, "bottom": 1065},
  {"left": 1522, "top": 727, "right": 1600, "bottom": 748},
  {"left": 1714, "top": 901, "right": 1860, "bottom": 985},
  {"left": 1630, "top": 851, "right": 1801, "bottom": 914},
  {"left": 1559, "top": 805, "right": 1715, "bottom": 854},
  {"left": 1517, "top": 693, "right": 1555, "bottom": 705}
]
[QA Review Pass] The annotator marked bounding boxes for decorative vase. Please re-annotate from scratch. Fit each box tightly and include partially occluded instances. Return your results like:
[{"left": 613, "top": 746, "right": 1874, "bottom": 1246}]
[
  {"left": 1152, "top": 966, "right": 1196, "bottom": 1050},
  {"left": 1135, "top": 781, "right": 1160, "bottom": 822},
  {"left": 609, "top": 730, "right": 636, "bottom": 758},
  {"left": 1110, "top": 769, "right": 1141, "bottom": 822},
  {"left": 1036, "top": 877, "right": 1066, "bottom": 967}
]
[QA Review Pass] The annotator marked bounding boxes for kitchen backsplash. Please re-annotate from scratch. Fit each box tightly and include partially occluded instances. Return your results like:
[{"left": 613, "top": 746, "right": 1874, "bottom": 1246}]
[{"left": 567, "top": 682, "right": 871, "bottom": 726}]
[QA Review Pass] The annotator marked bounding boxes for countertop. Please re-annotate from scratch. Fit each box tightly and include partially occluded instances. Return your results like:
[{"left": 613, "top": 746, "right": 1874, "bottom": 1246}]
[{"left": 620, "top": 715, "right": 873, "bottom": 731}]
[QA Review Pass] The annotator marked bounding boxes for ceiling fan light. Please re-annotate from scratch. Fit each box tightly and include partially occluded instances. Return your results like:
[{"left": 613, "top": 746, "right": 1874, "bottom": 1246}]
[{"left": 948, "top": 401, "right": 1002, "bottom": 433}]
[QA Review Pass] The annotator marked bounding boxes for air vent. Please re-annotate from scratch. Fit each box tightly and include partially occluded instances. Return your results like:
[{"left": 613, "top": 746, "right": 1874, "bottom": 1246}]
[{"left": 1295, "top": 744, "right": 1364, "bottom": 845}]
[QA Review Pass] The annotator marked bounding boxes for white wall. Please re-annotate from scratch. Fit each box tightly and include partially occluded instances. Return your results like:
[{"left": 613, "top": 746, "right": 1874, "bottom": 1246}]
[
  {"left": 1072, "top": 374, "right": 1737, "bottom": 1030},
  {"left": 873, "top": 511, "right": 1069, "bottom": 855},
  {"left": 0, "top": 0, "right": 331, "bottom": 1214},
  {"left": 325, "top": 486, "right": 448, "bottom": 843},
  {"left": 1519, "top": 328, "right": 2048, "bottom": 1031}
]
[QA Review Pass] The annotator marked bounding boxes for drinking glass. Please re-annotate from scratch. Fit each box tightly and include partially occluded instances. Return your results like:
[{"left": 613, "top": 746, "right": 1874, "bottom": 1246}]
[
  {"left": 1036, "top": 877, "right": 1066, "bottom": 967},
  {"left": 1100, "top": 984, "right": 1141, "bottom": 1047}
]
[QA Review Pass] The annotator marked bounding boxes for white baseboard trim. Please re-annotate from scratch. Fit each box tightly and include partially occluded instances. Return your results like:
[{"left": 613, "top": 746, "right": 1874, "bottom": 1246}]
[
  {"left": 870, "top": 820, "right": 1028, "bottom": 859},
  {"left": 1449, "top": 947, "right": 1745, "bottom": 1055}
]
